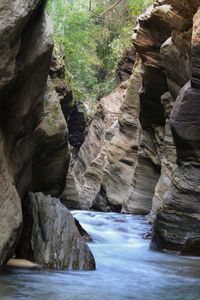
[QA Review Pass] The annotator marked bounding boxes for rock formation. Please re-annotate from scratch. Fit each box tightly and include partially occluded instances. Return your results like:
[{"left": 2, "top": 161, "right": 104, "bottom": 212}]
[
  {"left": 150, "top": 3, "right": 200, "bottom": 255},
  {"left": 130, "top": 0, "right": 200, "bottom": 255},
  {"left": 0, "top": 0, "right": 95, "bottom": 269},
  {"left": 2, "top": 0, "right": 200, "bottom": 262},
  {"left": 68, "top": 100, "right": 87, "bottom": 159},
  {"left": 0, "top": 0, "right": 55, "bottom": 265},
  {"left": 73, "top": 81, "right": 128, "bottom": 210},
  {"left": 16, "top": 193, "right": 95, "bottom": 270},
  {"left": 49, "top": 44, "right": 74, "bottom": 122},
  {"left": 116, "top": 46, "right": 136, "bottom": 83},
  {"left": 72, "top": 0, "right": 200, "bottom": 255},
  {"left": 92, "top": 58, "right": 141, "bottom": 212}
]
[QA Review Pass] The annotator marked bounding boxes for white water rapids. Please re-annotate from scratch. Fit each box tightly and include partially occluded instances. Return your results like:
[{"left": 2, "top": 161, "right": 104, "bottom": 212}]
[{"left": 0, "top": 211, "right": 200, "bottom": 300}]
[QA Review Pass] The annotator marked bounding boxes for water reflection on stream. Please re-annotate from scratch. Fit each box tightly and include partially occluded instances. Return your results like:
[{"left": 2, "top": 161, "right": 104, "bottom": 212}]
[{"left": 0, "top": 211, "right": 200, "bottom": 300}]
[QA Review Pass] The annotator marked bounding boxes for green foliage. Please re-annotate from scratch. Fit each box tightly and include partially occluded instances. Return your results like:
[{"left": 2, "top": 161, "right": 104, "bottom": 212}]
[{"left": 46, "top": 0, "right": 154, "bottom": 102}]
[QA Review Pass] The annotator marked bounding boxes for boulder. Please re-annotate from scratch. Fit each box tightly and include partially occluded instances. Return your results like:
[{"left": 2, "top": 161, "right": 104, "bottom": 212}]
[{"left": 16, "top": 192, "right": 95, "bottom": 270}]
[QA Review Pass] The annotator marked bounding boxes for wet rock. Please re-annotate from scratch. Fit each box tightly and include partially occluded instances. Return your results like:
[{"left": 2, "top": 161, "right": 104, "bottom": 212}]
[
  {"left": 151, "top": 211, "right": 200, "bottom": 255},
  {"left": 7, "top": 259, "right": 41, "bottom": 269},
  {"left": 151, "top": 93, "right": 177, "bottom": 218},
  {"left": 16, "top": 192, "right": 96, "bottom": 270},
  {"left": 75, "top": 218, "right": 93, "bottom": 242}
]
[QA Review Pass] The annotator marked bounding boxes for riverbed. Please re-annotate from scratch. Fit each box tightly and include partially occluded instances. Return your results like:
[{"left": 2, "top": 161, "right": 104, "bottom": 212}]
[{"left": 0, "top": 211, "right": 200, "bottom": 300}]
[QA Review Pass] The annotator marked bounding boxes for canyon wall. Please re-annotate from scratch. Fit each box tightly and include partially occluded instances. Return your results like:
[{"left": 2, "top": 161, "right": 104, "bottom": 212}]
[
  {"left": 0, "top": 0, "right": 94, "bottom": 269},
  {"left": 73, "top": 0, "right": 200, "bottom": 255}
]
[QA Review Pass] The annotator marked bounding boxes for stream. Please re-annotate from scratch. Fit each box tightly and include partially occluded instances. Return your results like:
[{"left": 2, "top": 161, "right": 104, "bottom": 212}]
[{"left": 0, "top": 210, "right": 200, "bottom": 300}]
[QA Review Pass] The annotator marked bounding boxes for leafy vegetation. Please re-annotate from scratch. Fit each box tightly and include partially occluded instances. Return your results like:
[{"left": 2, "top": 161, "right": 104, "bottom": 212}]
[{"left": 46, "top": 0, "right": 154, "bottom": 101}]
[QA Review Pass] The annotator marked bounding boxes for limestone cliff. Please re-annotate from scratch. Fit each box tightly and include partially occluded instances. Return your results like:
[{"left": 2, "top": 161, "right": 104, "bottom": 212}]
[
  {"left": 0, "top": 0, "right": 94, "bottom": 269},
  {"left": 72, "top": 0, "right": 200, "bottom": 255}
]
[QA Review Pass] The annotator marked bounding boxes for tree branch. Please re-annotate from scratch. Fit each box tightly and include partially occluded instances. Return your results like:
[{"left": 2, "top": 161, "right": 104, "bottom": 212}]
[
  {"left": 89, "top": 0, "right": 124, "bottom": 17},
  {"left": 99, "top": 0, "right": 124, "bottom": 16}
]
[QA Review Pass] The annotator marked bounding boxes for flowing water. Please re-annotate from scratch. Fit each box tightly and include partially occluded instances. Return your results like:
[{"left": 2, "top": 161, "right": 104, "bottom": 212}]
[{"left": 0, "top": 211, "right": 200, "bottom": 300}]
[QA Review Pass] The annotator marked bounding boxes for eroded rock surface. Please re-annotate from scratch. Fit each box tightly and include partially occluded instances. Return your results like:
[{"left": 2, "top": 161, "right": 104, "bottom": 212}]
[
  {"left": 16, "top": 193, "right": 95, "bottom": 270},
  {"left": 93, "top": 57, "right": 142, "bottom": 212},
  {"left": 72, "top": 0, "right": 200, "bottom": 255},
  {"left": 49, "top": 44, "right": 74, "bottom": 121},
  {"left": 151, "top": 5, "right": 200, "bottom": 255},
  {"left": 0, "top": 0, "right": 80, "bottom": 266},
  {"left": 0, "top": 0, "right": 54, "bottom": 264},
  {"left": 73, "top": 82, "right": 128, "bottom": 210}
]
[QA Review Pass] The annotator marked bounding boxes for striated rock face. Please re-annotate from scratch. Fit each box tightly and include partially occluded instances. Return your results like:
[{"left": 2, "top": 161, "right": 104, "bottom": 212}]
[
  {"left": 150, "top": 5, "right": 200, "bottom": 255},
  {"left": 70, "top": 58, "right": 141, "bottom": 212},
  {"left": 60, "top": 167, "right": 84, "bottom": 210},
  {"left": 72, "top": 81, "right": 128, "bottom": 210},
  {"left": 16, "top": 193, "right": 95, "bottom": 270},
  {"left": 72, "top": 0, "right": 200, "bottom": 255},
  {"left": 0, "top": 0, "right": 53, "bottom": 264},
  {"left": 130, "top": 0, "right": 200, "bottom": 254},
  {"left": 93, "top": 57, "right": 142, "bottom": 212},
  {"left": 122, "top": 129, "right": 161, "bottom": 215},
  {"left": 0, "top": 0, "right": 87, "bottom": 267}
]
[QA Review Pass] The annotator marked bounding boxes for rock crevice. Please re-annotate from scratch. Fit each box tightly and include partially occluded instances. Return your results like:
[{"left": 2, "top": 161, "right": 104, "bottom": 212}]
[
  {"left": 70, "top": 0, "right": 200, "bottom": 255},
  {"left": 0, "top": 0, "right": 94, "bottom": 269}
]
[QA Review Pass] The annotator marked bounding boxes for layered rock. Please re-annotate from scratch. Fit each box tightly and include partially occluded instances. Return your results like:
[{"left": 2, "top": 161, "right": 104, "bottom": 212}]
[
  {"left": 0, "top": 0, "right": 94, "bottom": 269},
  {"left": 72, "top": 81, "right": 128, "bottom": 210},
  {"left": 16, "top": 193, "right": 95, "bottom": 270},
  {"left": 0, "top": 0, "right": 54, "bottom": 264},
  {"left": 127, "top": 0, "right": 200, "bottom": 254},
  {"left": 70, "top": 57, "right": 142, "bottom": 212},
  {"left": 151, "top": 6, "right": 200, "bottom": 255},
  {"left": 72, "top": 0, "right": 200, "bottom": 255},
  {"left": 60, "top": 167, "right": 84, "bottom": 210},
  {"left": 92, "top": 57, "right": 142, "bottom": 212},
  {"left": 122, "top": 129, "right": 161, "bottom": 214}
]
